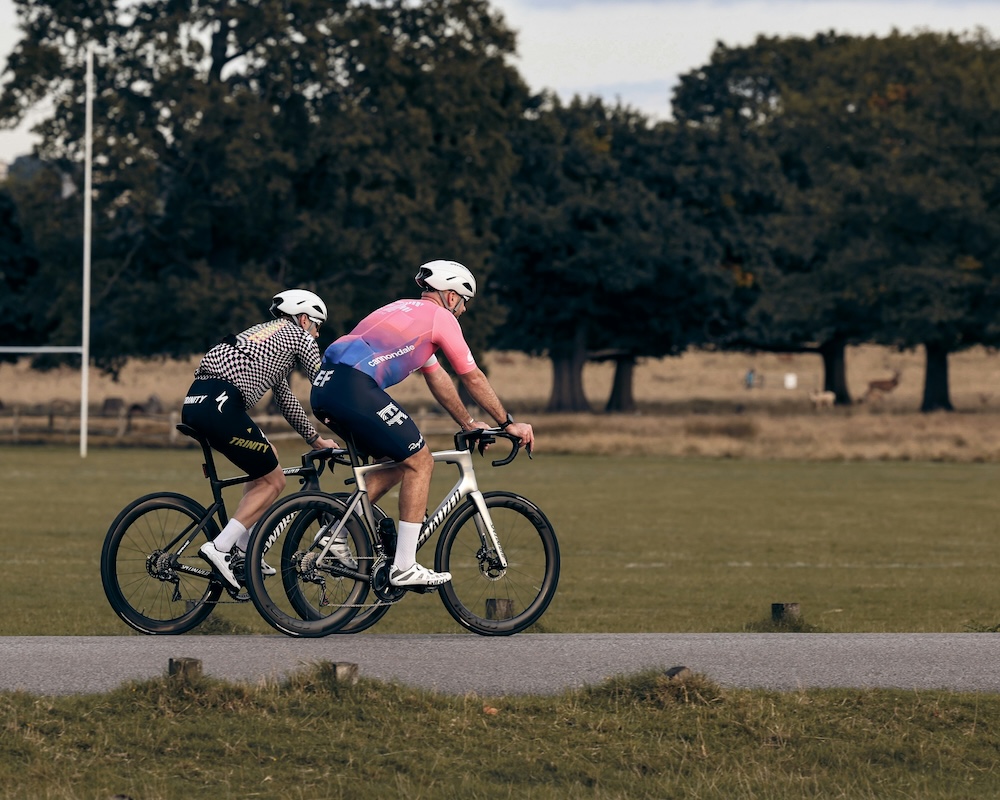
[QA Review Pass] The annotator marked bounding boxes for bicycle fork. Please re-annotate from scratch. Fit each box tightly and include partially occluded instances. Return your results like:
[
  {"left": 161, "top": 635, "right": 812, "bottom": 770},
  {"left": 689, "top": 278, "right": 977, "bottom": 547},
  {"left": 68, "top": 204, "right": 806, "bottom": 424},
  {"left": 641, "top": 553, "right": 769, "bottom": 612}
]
[
  {"left": 467, "top": 491, "right": 508, "bottom": 577},
  {"left": 420, "top": 446, "right": 509, "bottom": 574}
]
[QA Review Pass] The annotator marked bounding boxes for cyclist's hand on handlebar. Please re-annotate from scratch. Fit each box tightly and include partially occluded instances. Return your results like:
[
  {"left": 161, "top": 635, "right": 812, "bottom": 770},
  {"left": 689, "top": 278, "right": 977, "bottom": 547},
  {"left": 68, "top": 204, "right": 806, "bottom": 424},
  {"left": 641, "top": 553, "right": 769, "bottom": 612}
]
[
  {"left": 312, "top": 435, "right": 341, "bottom": 450},
  {"left": 463, "top": 419, "right": 492, "bottom": 451},
  {"left": 505, "top": 421, "right": 535, "bottom": 454}
]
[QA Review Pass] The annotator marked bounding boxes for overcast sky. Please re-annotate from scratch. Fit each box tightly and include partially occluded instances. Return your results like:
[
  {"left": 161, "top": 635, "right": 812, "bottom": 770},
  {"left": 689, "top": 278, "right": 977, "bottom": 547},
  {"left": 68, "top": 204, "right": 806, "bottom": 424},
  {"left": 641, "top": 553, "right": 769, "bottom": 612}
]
[{"left": 2, "top": 0, "right": 999, "bottom": 163}]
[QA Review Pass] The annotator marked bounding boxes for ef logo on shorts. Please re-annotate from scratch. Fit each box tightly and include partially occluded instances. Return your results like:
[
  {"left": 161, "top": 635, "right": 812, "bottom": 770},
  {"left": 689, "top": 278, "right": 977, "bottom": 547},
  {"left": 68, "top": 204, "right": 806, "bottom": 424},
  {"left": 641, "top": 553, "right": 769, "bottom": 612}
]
[
  {"left": 377, "top": 402, "right": 409, "bottom": 427},
  {"left": 314, "top": 369, "right": 334, "bottom": 387}
]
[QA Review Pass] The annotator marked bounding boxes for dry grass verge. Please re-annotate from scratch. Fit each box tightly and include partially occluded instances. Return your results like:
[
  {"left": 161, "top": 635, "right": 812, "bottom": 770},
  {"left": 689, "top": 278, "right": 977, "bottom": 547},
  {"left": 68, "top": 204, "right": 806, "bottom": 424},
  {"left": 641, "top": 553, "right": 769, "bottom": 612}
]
[{"left": 3, "top": 344, "right": 1000, "bottom": 461}]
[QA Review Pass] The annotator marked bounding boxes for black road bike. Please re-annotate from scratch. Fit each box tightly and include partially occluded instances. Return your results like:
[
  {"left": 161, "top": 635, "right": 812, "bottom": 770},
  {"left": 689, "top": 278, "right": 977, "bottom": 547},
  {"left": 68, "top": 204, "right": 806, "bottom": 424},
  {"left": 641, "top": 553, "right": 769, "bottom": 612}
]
[{"left": 100, "top": 423, "right": 356, "bottom": 634}]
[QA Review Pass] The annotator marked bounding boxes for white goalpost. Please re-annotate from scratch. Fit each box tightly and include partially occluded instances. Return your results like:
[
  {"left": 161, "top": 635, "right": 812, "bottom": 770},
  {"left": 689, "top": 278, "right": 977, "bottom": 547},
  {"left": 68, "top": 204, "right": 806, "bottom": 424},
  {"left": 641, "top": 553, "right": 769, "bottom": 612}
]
[{"left": 0, "top": 43, "right": 93, "bottom": 457}]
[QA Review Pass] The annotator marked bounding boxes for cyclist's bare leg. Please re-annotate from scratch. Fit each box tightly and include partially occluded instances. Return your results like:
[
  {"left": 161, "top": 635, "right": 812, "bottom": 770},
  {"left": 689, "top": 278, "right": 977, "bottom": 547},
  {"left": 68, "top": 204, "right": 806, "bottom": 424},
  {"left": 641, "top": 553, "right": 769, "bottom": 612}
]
[
  {"left": 214, "top": 439, "right": 287, "bottom": 552},
  {"left": 364, "top": 463, "right": 405, "bottom": 505},
  {"left": 396, "top": 446, "right": 434, "bottom": 525},
  {"left": 232, "top": 465, "right": 287, "bottom": 530}
]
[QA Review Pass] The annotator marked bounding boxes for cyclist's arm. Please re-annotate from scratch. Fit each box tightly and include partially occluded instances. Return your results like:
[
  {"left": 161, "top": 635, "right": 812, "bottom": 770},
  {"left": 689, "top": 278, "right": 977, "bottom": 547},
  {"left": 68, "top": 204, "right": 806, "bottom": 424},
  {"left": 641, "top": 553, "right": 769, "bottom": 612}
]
[
  {"left": 272, "top": 379, "right": 321, "bottom": 445},
  {"left": 454, "top": 368, "right": 506, "bottom": 425},
  {"left": 283, "top": 330, "right": 336, "bottom": 447},
  {"left": 423, "top": 367, "right": 479, "bottom": 430},
  {"left": 458, "top": 368, "right": 535, "bottom": 450}
]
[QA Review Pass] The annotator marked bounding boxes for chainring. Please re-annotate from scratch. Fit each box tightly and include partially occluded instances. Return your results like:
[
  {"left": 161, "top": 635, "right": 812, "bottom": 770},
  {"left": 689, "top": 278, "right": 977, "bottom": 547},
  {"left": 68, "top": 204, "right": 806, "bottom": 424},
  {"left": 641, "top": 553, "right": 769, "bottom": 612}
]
[{"left": 370, "top": 557, "right": 407, "bottom": 604}]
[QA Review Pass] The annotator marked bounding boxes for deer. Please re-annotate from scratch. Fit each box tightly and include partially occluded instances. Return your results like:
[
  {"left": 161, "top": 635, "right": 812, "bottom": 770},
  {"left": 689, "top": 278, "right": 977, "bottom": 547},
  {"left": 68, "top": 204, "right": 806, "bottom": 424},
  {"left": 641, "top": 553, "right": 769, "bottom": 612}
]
[
  {"left": 809, "top": 389, "right": 836, "bottom": 409},
  {"left": 862, "top": 369, "right": 902, "bottom": 403}
]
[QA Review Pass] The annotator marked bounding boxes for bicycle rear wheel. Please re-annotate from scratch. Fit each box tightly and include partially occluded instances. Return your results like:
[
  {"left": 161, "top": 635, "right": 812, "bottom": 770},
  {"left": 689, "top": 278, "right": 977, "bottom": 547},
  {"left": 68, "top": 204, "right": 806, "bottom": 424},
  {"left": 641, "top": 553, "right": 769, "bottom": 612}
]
[
  {"left": 331, "top": 496, "right": 394, "bottom": 634},
  {"left": 245, "top": 492, "right": 373, "bottom": 637},
  {"left": 435, "top": 491, "right": 559, "bottom": 636},
  {"left": 101, "top": 492, "right": 223, "bottom": 635}
]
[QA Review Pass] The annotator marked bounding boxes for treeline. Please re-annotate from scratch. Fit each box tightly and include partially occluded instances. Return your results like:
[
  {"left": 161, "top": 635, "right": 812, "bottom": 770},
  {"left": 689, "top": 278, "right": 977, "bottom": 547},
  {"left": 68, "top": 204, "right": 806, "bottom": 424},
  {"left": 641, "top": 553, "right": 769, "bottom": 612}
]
[{"left": 1, "top": 0, "right": 998, "bottom": 412}]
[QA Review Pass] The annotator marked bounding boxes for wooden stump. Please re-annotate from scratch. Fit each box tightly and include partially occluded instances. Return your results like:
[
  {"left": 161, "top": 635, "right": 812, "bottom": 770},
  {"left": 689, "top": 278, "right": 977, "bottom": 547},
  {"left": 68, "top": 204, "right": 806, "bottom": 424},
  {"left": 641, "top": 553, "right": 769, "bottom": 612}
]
[
  {"left": 168, "top": 657, "right": 203, "bottom": 680},
  {"left": 486, "top": 598, "right": 515, "bottom": 620},
  {"left": 332, "top": 662, "right": 359, "bottom": 685},
  {"left": 771, "top": 603, "right": 800, "bottom": 623}
]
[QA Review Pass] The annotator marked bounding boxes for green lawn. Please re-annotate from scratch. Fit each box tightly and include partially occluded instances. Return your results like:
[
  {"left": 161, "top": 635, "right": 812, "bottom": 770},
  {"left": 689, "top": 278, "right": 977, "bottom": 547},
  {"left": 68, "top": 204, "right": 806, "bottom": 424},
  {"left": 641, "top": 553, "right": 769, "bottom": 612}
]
[
  {"left": 4, "top": 445, "right": 1000, "bottom": 800},
  {"left": 2, "top": 445, "right": 999, "bottom": 635}
]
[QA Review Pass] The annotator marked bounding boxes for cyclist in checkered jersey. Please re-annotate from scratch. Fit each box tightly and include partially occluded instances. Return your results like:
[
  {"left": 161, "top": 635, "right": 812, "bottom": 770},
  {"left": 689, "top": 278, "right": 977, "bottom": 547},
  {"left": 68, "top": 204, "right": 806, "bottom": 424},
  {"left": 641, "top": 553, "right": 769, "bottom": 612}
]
[{"left": 182, "top": 289, "right": 339, "bottom": 591}]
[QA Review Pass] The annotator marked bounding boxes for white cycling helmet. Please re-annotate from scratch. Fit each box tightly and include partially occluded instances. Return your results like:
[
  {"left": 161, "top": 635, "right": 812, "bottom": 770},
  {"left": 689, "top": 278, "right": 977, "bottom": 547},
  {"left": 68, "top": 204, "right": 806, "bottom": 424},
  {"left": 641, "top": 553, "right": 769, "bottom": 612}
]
[
  {"left": 415, "top": 260, "right": 477, "bottom": 301},
  {"left": 269, "top": 289, "right": 328, "bottom": 324}
]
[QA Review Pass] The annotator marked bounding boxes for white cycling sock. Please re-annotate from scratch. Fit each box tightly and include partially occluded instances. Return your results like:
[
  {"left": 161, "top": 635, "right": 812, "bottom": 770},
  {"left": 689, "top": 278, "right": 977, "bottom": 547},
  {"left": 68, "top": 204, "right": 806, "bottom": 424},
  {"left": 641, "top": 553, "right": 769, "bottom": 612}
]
[
  {"left": 235, "top": 522, "right": 256, "bottom": 553},
  {"left": 393, "top": 521, "right": 422, "bottom": 571},
  {"left": 213, "top": 519, "right": 248, "bottom": 553}
]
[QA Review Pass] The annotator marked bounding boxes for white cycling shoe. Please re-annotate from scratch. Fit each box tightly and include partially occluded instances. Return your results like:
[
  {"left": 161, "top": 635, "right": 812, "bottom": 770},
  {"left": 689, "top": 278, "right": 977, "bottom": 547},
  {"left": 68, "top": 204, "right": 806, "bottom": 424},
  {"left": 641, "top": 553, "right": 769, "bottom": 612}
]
[
  {"left": 198, "top": 542, "right": 242, "bottom": 591},
  {"left": 318, "top": 534, "right": 358, "bottom": 571},
  {"left": 389, "top": 562, "right": 452, "bottom": 588},
  {"left": 199, "top": 543, "right": 275, "bottom": 585}
]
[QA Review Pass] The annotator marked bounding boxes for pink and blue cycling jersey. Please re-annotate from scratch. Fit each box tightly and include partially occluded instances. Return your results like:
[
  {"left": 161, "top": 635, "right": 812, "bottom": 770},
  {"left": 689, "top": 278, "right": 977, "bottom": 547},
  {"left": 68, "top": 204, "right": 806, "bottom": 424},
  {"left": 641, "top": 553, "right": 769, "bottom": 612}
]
[{"left": 322, "top": 298, "right": 478, "bottom": 389}]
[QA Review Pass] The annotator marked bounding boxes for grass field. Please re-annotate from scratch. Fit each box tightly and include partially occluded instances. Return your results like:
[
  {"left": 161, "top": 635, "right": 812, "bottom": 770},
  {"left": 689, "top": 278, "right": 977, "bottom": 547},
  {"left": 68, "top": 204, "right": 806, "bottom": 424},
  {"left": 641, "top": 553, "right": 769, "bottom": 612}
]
[
  {"left": 3, "top": 445, "right": 999, "bottom": 636},
  {"left": 4, "top": 665, "right": 1000, "bottom": 800},
  {"left": 4, "top": 346, "right": 1000, "bottom": 799}
]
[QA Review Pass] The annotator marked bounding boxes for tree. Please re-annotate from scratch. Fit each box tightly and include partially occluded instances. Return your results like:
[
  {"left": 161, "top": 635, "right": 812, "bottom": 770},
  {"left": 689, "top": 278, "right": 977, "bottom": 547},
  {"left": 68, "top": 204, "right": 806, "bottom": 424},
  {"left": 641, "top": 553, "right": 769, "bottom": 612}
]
[
  {"left": 0, "top": 0, "right": 526, "bottom": 367},
  {"left": 672, "top": 31, "right": 1000, "bottom": 409},
  {"left": 494, "top": 96, "right": 739, "bottom": 412},
  {"left": 0, "top": 184, "right": 43, "bottom": 360}
]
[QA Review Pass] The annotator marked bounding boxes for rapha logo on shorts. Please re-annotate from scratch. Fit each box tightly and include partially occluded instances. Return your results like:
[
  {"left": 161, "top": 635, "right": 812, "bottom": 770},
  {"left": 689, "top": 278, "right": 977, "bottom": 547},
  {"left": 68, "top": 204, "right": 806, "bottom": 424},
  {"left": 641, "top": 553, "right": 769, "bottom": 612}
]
[
  {"left": 407, "top": 436, "right": 425, "bottom": 452},
  {"left": 377, "top": 402, "right": 408, "bottom": 427}
]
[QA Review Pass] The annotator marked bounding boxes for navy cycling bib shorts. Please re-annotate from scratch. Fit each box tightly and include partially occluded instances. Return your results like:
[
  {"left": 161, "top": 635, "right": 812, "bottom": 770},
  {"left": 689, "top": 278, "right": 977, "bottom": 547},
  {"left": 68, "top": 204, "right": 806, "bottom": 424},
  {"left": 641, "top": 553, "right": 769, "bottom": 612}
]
[{"left": 311, "top": 365, "right": 425, "bottom": 463}]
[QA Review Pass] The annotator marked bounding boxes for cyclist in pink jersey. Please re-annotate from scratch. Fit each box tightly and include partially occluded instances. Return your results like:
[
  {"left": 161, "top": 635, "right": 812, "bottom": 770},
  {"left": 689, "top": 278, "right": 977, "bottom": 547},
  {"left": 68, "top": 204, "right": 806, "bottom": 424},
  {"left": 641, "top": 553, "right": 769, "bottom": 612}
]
[
  {"left": 325, "top": 296, "right": 476, "bottom": 390},
  {"left": 311, "top": 260, "right": 535, "bottom": 588}
]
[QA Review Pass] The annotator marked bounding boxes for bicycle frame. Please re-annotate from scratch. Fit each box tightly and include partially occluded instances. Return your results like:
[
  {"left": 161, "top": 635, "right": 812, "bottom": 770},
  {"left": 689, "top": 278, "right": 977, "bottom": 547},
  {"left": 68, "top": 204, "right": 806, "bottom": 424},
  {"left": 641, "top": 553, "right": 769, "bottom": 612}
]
[
  {"left": 171, "top": 423, "right": 327, "bottom": 575},
  {"left": 312, "top": 438, "right": 508, "bottom": 571}
]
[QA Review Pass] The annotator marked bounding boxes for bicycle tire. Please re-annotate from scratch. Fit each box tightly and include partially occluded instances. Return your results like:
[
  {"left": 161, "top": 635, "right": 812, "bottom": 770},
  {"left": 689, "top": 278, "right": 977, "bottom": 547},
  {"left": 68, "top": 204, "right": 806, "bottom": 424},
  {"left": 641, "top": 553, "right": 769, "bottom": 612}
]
[
  {"left": 100, "top": 492, "right": 223, "bottom": 635},
  {"left": 435, "top": 491, "right": 559, "bottom": 636},
  {"left": 274, "top": 496, "right": 387, "bottom": 629},
  {"left": 330, "top": 495, "right": 394, "bottom": 634},
  {"left": 245, "top": 492, "right": 373, "bottom": 637}
]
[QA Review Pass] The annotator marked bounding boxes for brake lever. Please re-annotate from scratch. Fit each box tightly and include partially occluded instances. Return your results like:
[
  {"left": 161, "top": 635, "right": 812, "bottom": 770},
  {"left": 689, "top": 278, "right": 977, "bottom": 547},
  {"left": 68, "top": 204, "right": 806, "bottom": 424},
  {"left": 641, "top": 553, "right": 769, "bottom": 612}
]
[{"left": 477, "top": 433, "right": 496, "bottom": 457}]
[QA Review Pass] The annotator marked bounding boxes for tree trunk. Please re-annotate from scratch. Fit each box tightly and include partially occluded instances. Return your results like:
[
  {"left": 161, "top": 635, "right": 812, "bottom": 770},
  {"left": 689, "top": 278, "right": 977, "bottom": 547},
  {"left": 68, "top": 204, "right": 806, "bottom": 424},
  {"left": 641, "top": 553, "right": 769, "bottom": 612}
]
[
  {"left": 605, "top": 355, "right": 636, "bottom": 413},
  {"left": 921, "top": 342, "right": 953, "bottom": 412},
  {"left": 546, "top": 326, "right": 590, "bottom": 412},
  {"left": 819, "top": 340, "right": 851, "bottom": 405}
]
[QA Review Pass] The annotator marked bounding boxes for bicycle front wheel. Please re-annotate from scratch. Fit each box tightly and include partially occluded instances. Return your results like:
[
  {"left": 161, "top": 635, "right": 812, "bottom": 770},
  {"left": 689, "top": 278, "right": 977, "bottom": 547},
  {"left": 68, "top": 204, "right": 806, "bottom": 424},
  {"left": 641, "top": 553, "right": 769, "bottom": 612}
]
[
  {"left": 435, "top": 491, "right": 559, "bottom": 636},
  {"left": 100, "top": 492, "right": 223, "bottom": 635},
  {"left": 245, "top": 492, "right": 373, "bottom": 637}
]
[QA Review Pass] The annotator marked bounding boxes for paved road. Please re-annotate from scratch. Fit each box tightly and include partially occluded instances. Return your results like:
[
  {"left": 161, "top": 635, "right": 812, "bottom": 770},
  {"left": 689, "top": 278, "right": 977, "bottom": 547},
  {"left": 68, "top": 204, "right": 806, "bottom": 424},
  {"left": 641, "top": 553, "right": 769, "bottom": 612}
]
[{"left": 3, "top": 634, "right": 1000, "bottom": 696}]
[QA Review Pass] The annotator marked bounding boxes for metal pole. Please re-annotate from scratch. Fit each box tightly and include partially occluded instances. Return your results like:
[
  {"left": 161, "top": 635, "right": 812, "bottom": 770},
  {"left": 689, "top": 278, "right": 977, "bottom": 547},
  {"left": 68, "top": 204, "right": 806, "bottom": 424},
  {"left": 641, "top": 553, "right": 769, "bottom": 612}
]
[{"left": 80, "top": 42, "right": 94, "bottom": 457}]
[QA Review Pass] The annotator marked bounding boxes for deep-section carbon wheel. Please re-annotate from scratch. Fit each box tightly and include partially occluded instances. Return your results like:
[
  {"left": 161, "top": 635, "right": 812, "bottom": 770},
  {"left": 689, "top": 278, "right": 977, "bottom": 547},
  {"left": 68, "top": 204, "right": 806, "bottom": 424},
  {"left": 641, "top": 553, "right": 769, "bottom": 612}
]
[
  {"left": 245, "top": 492, "right": 373, "bottom": 637},
  {"left": 435, "top": 491, "right": 559, "bottom": 636},
  {"left": 334, "top": 498, "right": 394, "bottom": 633},
  {"left": 100, "top": 492, "right": 222, "bottom": 635}
]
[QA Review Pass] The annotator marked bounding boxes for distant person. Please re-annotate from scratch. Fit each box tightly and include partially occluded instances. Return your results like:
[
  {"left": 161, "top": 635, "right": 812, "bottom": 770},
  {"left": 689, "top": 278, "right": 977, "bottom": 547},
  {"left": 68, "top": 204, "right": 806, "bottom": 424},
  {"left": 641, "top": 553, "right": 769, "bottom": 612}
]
[
  {"left": 182, "top": 289, "right": 338, "bottom": 590},
  {"left": 310, "top": 260, "right": 535, "bottom": 588}
]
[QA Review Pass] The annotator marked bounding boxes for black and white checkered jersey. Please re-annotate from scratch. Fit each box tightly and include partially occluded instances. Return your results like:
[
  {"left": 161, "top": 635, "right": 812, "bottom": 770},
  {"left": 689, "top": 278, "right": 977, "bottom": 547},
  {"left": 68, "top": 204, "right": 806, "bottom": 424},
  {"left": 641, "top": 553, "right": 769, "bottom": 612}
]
[{"left": 193, "top": 318, "right": 321, "bottom": 443}]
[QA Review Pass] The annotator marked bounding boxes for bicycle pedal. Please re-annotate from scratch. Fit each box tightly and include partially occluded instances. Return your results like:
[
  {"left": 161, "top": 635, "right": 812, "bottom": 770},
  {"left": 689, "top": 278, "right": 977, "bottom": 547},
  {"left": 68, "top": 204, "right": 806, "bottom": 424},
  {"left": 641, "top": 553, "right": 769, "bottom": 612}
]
[{"left": 223, "top": 584, "right": 251, "bottom": 602}]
